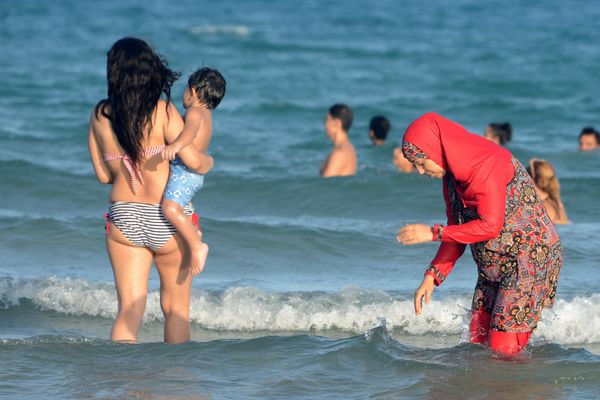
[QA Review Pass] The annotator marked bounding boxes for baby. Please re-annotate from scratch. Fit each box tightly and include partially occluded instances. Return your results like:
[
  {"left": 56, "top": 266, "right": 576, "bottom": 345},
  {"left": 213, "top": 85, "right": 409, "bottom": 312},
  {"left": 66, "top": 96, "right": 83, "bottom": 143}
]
[{"left": 161, "top": 67, "right": 226, "bottom": 275}]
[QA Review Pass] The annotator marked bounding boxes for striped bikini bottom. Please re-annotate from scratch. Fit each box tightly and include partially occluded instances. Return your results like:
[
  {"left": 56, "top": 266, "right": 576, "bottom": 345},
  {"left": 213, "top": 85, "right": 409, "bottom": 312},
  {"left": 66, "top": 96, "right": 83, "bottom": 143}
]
[{"left": 106, "top": 201, "right": 195, "bottom": 252}]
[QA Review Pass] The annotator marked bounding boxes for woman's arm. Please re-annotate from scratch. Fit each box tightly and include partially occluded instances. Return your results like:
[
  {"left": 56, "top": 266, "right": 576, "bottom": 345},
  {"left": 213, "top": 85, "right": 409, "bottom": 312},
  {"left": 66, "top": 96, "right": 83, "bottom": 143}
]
[
  {"left": 88, "top": 113, "right": 113, "bottom": 184},
  {"left": 438, "top": 178, "right": 507, "bottom": 244},
  {"left": 397, "top": 180, "right": 467, "bottom": 286},
  {"left": 163, "top": 102, "right": 214, "bottom": 174},
  {"left": 427, "top": 180, "right": 466, "bottom": 285},
  {"left": 427, "top": 242, "right": 466, "bottom": 286}
]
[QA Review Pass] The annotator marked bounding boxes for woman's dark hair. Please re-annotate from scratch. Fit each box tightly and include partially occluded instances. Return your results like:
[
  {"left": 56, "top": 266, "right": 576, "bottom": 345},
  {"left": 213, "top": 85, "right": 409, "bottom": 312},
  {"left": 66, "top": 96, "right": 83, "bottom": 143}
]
[
  {"left": 369, "top": 115, "right": 391, "bottom": 140},
  {"left": 488, "top": 122, "right": 512, "bottom": 145},
  {"left": 188, "top": 67, "right": 226, "bottom": 110},
  {"left": 95, "top": 37, "right": 180, "bottom": 164},
  {"left": 329, "top": 104, "right": 353, "bottom": 132}
]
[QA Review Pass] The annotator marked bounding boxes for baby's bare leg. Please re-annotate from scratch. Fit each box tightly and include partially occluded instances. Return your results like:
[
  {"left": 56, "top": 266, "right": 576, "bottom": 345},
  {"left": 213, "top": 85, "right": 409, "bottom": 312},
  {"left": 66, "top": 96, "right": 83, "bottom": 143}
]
[{"left": 161, "top": 199, "right": 208, "bottom": 276}]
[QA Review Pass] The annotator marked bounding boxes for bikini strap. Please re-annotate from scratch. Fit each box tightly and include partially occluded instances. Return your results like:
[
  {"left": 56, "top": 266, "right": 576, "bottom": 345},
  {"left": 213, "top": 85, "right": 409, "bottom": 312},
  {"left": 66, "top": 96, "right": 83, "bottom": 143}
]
[{"left": 102, "top": 145, "right": 166, "bottom": 195}]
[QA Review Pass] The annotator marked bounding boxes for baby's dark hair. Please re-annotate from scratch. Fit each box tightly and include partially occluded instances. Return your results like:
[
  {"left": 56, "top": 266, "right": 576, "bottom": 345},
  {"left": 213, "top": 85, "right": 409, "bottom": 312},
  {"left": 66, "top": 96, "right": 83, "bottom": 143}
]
[
  {"left": 188, "top": 67, "right": 226, "bottom": 109},
  {"left": 369, "top": 116, "right": 391, "bottom": 141},
  {"left": 488, "top": 122, "right": 512, "bottom": 144},
  {"left": 329, "top": 104, "right": 353, "bottom": 132},
  {"left": 579, "top": 126, "right": 600, "bottom": 143}
]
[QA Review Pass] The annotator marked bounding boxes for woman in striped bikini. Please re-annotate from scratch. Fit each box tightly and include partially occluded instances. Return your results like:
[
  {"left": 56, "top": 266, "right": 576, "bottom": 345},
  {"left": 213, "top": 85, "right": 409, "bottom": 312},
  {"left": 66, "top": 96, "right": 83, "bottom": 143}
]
[{"left": 88, "top": 37, "right": 213, "bottom": 343}]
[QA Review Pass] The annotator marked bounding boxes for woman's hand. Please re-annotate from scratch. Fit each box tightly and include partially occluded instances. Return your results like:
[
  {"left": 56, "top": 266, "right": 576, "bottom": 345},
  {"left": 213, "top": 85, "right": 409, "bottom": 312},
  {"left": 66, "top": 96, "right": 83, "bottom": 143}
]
[
  {"left": 397, "top": 224, "right": 433, "bottom": 245},
  {"left": 414, "top": 275, "right": 435, "bottom": 315}
]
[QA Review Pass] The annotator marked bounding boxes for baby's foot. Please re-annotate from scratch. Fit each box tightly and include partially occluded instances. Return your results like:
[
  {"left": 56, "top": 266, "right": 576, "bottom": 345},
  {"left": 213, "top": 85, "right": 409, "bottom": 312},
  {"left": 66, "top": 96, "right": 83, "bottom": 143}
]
[{"left": 190, "top": 242, "right": 209, "bottom": 276}]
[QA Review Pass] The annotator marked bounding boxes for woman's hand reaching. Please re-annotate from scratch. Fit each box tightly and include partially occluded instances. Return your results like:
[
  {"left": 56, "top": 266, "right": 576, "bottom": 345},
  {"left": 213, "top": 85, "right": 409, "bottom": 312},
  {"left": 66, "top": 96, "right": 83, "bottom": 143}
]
[
  {"left": 414, "top": 275, "right": 435, "bottom": 315},
  {"left": 397, "top": 224, "right": 433, "bottom": 245}
]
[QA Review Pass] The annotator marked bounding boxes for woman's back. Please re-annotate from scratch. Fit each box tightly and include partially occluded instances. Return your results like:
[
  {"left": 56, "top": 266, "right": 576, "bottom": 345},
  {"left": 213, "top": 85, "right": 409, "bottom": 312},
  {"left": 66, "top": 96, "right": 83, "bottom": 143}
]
[{"left": 90, "top": 100, "right": 180, "bottom": 203}]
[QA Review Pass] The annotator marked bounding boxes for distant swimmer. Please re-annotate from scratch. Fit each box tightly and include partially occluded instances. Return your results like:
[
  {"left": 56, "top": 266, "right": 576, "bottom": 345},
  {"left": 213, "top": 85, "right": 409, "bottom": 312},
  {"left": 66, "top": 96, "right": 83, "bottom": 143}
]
[
  {"left": 368, "top": 115, "right": 390, "bottom": 146},
  {"left": 578, "top": 126, "right": 599, "bottom": 151},
  {"left": 396, "top": 112, "right": 562, "bottom": 356},
  {"left": 484, "top": 122, "right": 512, "bottom": 146},
  {"left": 527, "top": 159, "right": 569, "bottom": 224},
  {"left": 320, "top": 104, "right": 357, "bottom": 178}
]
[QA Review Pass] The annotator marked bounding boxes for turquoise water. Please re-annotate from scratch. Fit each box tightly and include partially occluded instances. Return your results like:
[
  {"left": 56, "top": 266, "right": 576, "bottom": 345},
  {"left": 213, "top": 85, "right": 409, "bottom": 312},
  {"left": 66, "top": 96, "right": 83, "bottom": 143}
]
[{"left": 1, "top": 0, "right": 600, "bottom": 398}]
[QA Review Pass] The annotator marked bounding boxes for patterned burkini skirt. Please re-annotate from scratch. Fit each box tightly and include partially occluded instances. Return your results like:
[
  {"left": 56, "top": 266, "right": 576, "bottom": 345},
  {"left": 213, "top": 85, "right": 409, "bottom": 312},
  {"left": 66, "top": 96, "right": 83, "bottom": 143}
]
[{"left": 448, "top": 158, "right": 563, "bottom": 333}]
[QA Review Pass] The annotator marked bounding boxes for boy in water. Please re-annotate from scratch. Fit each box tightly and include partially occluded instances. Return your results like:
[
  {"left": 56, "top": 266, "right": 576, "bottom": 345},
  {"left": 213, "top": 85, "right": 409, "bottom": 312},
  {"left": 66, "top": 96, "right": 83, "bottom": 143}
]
[
  {"left": 320, "top": 104, "right": 357, "bottom": 178},
  {"left": 368, "top": 115, "right": 391, "bottom": 146},
  {"left": 161, "top": 67, "right": 226, "bottom": 275},
  {"left": 579, "top": 126, "right": 600, "bottom": 151}
]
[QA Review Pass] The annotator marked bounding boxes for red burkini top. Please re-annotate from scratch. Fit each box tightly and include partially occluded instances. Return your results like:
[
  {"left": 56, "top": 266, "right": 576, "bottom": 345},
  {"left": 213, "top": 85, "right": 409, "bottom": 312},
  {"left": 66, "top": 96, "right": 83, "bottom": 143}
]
[{"left": 402, "top": 112, "right": 515, "bottom": 286}]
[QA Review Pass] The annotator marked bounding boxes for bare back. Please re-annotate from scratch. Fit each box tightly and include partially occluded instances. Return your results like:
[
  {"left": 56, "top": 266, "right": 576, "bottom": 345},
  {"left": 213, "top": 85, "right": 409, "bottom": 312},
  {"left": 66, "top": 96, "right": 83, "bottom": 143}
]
[
  {"left": 186, "top": 106, "right": 213, "bottom": 153},
  {"left": 321, "top": 140, "right": 357, "bottom": 177},
  {"left": 89, "top": 100, "right": 185, "bottom": 203}
]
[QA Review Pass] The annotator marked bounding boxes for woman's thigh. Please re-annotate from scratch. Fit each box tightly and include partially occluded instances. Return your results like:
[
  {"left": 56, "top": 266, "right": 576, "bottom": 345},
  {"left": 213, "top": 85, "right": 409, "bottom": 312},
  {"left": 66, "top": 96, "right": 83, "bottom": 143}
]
[
  {"left": 154, "top": 234, "right": 192, "bottom": 310},
  {"left": 106, "top": 233, "right": 153, "bottom": 307}
]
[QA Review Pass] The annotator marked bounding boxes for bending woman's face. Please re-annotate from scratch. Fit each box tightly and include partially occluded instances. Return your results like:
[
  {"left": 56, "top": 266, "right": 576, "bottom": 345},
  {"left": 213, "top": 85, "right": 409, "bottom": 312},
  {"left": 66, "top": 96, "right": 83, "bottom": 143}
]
[{"left": 412, "top": 158, "right": 446, "bottom": 179}]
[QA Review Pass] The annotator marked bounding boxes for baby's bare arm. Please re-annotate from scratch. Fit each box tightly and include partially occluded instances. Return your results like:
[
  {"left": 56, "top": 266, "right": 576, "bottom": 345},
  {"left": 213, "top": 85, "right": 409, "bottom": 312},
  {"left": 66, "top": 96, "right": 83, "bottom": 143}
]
[
  {"left": 163, "top": 103, "right": 213, "bottom": 174},
  {"left": 162, "top": 108, "right": 203, "bottom": 160}
]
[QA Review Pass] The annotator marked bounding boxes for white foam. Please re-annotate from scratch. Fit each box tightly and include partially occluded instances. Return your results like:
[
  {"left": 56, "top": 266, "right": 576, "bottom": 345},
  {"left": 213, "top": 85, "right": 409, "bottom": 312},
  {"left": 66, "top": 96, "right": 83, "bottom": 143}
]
[
  {"left": 0, "top": 277, "right": 116, "bottom": 319},
  {"left": 187, "top": 25, "right": 250, "bottom": 37},
  {"left": 2, "top": 277, "right": 599, "bottom": 344},
  {"left": 536, "top": 295, "right": 600, "bottom": 344}
]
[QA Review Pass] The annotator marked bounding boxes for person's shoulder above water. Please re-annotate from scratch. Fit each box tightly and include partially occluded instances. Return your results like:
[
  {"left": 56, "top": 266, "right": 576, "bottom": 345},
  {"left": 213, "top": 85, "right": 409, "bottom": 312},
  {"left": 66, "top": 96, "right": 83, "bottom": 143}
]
[{"left": 320, "top": 103, "right": 357, "bottom": 178}]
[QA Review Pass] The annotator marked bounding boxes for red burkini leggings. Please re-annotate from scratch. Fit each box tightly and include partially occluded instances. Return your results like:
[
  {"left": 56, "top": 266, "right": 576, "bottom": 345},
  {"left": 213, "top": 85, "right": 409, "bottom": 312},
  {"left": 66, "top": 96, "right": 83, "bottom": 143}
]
[{"left": 469, "top": 308, "right": 532, "bottom": 355}]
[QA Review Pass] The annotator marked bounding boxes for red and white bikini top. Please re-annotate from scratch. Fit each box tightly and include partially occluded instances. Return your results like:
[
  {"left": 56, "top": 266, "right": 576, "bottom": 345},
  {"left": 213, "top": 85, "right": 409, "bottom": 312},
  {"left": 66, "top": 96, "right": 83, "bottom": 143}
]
[{"left": 103, "top": 145, "right": 165, "bottom": 194}]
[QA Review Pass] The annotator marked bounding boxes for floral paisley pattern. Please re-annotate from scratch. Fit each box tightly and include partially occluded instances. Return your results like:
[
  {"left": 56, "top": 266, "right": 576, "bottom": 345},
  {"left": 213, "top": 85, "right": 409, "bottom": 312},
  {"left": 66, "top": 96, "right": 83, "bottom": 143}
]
[
  {"left": 402, "top": 142, "right": 429, "bottom": 162},
  {"left": 447, "top": 158, "right": 562, "bottom": 333}
]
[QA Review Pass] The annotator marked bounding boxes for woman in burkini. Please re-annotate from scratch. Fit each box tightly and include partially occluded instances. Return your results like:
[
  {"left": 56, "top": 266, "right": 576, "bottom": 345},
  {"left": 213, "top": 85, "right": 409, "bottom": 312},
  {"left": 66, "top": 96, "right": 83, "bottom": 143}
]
[
  {"left": 397, "top": 112, "right": 562, "bottom": 355},
  {"left": 88, "top": 37, "right": 213, "bottom": 343}
]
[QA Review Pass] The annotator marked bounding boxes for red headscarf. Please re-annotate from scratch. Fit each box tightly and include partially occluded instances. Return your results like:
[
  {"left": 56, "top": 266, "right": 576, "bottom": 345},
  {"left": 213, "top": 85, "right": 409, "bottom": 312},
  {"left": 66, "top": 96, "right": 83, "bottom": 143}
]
[
  {"left": 402, "top": 112, "right": 514, "bottom": 205},
  {"left": 401, "top": 112, "right": 517, "bottom": 259}
]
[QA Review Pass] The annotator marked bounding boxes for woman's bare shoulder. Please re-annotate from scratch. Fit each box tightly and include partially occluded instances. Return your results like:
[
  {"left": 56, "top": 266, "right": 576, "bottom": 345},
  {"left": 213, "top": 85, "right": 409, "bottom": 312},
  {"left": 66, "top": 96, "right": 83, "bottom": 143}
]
[
  {"left": 90, "top": 102, "right": 110, "bottom": 127},
  {"left": 157, "top": 99, "right": 181, "bottom": 116}
]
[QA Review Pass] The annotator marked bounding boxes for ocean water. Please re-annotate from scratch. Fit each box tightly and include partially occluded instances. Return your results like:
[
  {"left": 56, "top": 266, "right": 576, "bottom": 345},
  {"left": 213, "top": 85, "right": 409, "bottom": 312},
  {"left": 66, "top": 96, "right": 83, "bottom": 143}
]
[{"left": 1, "top": 0, "right": 600, "bottom": 398}]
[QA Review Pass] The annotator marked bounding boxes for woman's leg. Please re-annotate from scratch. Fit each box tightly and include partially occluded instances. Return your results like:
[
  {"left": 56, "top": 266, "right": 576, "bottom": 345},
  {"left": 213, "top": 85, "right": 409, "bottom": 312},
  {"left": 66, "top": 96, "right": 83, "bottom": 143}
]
[
  {"left": 154, "top": 234, "right": 193, "bottom": 344},
  {"left": 106, "top": 226, "right": 153, "bottom": 342},
  {"left": 469, "top": 308, "right": 491, "bottom": 344},
  {"left": 469, "top": 278, "right": 496, "bottom": 344},
  {"left": 488, "top": 330, "right": 532, "bottom": 355}
]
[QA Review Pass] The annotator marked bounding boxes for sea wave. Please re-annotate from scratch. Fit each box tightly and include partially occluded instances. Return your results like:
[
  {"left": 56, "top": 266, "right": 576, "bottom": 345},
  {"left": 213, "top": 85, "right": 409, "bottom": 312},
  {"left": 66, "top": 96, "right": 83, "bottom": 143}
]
[
  {"left": 187, "top": 25, "right": 250, "bottom": 37},
  {"left": 0, "top": 277, "right": 598, "bottom": 344}
]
